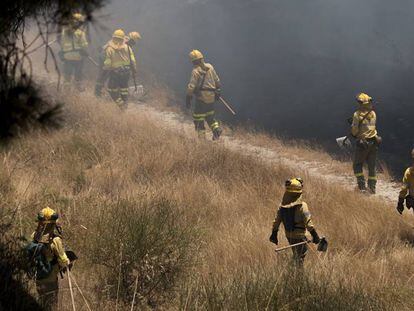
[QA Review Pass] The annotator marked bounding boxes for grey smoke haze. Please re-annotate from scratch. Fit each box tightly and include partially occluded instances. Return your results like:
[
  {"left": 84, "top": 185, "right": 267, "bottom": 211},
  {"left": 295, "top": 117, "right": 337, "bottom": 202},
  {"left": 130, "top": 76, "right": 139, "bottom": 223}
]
[{"left": 93, "top": 0, "right": 414, "bottom": 175}]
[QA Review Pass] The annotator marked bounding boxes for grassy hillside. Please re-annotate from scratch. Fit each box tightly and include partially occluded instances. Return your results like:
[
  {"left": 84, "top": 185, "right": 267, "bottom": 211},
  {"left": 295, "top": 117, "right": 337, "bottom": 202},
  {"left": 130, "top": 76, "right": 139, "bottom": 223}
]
[{"left": 2, "top": 88, "right": 414, "bottom": 310}]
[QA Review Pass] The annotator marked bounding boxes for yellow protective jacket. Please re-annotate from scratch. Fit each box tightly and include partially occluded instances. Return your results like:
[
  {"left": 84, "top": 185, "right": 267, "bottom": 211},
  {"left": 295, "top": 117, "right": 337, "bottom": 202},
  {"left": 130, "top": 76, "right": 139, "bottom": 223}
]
[
  {"left": 61, "top": 26, "right": 88, "bottom": 61},
  {"left": 187, "top": 63, "right": 220, "bottom": 104},
  {"left": 272, "top": 194, "right": 315, "bottom": 239},
  {"left": 351, "top": 108, "right": 377, "bottom": 140},
  {"left": 103, "top": 40, "right": 136, "bottom": 70},
  {"left": 399, "top": 167, "right": 414, "bottom": 198},
  {"left": 31, "top": 232, "right": 70, "bottom": 282}
]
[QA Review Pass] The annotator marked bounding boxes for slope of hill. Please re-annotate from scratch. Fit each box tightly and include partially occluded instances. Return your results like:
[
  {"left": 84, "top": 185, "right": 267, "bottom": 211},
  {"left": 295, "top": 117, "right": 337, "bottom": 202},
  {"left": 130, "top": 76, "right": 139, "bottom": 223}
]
[{"left": 2, "top": 82, "right": 414, "bottom": 310}]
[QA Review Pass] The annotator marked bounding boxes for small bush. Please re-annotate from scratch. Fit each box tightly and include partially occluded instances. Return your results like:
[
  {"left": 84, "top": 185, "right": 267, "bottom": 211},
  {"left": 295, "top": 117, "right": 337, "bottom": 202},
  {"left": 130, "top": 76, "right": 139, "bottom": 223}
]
[{"left": 87, "top": 197, "right": 200, "bottom": 307}]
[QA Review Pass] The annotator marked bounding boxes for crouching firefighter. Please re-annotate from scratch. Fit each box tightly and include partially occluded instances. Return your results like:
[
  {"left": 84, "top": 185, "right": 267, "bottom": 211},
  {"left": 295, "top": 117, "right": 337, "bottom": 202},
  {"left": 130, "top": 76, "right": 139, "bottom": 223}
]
[
  {"left": 26, "top": 207, "right": 70, "bottom": 311},
  {"left": 397, "top": 148, "right": 414, "bottom": 215},
  {"left": 103, "top": 29, "right": 136, "bottom": 108},
  {"left": 186, "top": 50, "right": 222, "bottom": 140},
  {"left": 59, "top": 13, "right": 89, "bottom": 91},
  {"left": 269, "top": 178, "right": 322, "bottom": 266},
  {"left": 351, "top": 93, "right": 382, "bottom": 194}
]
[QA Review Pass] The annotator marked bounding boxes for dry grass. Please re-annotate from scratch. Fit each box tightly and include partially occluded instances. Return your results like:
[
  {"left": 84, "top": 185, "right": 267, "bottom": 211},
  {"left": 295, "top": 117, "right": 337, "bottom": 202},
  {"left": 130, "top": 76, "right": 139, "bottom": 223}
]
[{"left": 2, "top": 87, "right": 414, "bottom": 310}]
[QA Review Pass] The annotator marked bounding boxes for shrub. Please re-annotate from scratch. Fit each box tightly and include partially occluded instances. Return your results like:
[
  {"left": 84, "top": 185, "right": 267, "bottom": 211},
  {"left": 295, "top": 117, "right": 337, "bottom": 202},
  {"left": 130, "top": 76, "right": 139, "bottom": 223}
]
[{"left": 87, "top": 197, "right": 200, "bottom": 307}]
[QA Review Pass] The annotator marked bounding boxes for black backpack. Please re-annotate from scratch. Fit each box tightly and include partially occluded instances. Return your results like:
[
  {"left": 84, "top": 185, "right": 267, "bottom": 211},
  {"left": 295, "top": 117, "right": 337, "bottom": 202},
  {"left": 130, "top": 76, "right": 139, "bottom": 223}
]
[
  {"left": 280, "top": 205, "right": 302, "bottom": 232},
  {"left": 26, "top": 241, "right": 55, "bottom": 280}
]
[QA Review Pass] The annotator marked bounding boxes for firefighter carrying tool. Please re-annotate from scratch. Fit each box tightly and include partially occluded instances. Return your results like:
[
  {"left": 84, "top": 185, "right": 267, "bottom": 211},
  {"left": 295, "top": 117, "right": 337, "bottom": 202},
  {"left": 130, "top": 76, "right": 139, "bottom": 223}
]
[
  {"left": 269, "top": 178, "right": 326, "bottom": 267},
  {"left": 186, "top": 49, "right": 223, "bottom": 140},
  {"left": 103, "top": 29, "right": 137, "bottom": 108},
  {"left": 351, "top": 93, "right": 382, "bottom": 194},
  {"left": 26, "top": 207, "right": 71, "bottom": 311},
  {"left": 95, "top": 30, "right": 141, "bottom": 98}
]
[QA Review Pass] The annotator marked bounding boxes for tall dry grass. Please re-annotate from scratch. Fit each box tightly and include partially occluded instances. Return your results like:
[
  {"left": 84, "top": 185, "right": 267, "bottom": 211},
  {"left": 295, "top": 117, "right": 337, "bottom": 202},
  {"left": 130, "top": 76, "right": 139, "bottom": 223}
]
[{"left": 2, "top": 87, "right": 414, "bottom": 310}]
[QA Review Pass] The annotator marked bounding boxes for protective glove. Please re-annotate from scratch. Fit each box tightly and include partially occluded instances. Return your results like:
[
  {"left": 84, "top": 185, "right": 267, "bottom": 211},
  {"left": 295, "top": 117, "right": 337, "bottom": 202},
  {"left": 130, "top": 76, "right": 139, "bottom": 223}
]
[
  {"left": 397, "top": 197, "right": 405, "bottom": 214},
  {"left": 406, "top": 195, "right": 414, "bottom": 209},
  {"left": 215, "top": 89, "right": 221, "bottom": 101},
  {"left": 375, "top": 135, "right": 383, "bottom": 145},
  {"left": 185, "top": 95, "right": 192, "bottom": 110},
  {"left": 310, "top": 229, "right": 320, "bottom": 244},
  {"left": 269, "top": 230, "right": 278, "bottom": 245}
]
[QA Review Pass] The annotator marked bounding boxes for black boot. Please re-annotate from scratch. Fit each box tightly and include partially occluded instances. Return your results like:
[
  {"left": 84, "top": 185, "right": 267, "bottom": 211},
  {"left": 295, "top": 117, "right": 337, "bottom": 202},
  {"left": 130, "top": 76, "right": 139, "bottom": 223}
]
[
  {"left": 357, "top": 176, "right": 366, "bottom": 192},
  {"left": 368, "top": 179, "right": 377, "bottom": 194},
  {"left": 212, "top": 128, "right": 222, "bottom": 141}
]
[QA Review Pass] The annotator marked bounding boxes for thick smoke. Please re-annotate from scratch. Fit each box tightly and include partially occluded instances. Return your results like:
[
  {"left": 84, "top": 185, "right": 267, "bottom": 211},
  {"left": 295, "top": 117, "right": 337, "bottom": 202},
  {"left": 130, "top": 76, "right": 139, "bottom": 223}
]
[{"left": 94, "top": 0, "right": 414, "bottom": 175}]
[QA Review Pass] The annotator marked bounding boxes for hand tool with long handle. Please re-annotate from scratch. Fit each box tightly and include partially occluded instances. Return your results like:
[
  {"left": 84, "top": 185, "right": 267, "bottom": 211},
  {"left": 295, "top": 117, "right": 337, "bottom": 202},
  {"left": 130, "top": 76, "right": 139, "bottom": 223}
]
[
  {"left": 274, "top": 240, "right": 310, "bottom": 253},
  {"left": 219, "top": 97, "right": 236, "bottom": 115}
]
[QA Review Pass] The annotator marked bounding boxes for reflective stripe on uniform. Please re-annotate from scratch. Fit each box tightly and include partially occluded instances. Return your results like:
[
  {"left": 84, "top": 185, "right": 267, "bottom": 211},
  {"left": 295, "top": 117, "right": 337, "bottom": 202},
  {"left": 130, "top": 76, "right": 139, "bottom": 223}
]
[
  {"left": 210, "top": 122, "right": 220, "bottom": 130},
  {"left": 205, "top": 110, "right": 215, "bottom": 116},
  {"left": 355, "top": 173, "right": 364, "bottom": 177},
  {"left": 368, "top": 176, "right": 377, "bottom": 180},
  {"left": 120, "top": 88, "right": 129, "bottom": 95},
  {"left": 193, "top": 113, "right": 206, "bottom": 121}
]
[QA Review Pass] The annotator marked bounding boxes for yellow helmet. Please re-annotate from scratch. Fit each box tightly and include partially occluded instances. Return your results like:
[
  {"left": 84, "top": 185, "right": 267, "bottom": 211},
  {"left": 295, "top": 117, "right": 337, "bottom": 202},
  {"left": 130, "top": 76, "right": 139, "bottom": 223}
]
[
  {"left": 72, "top": 13, "right": 85, "bottom": 22},
  {"left": 285, "top": 178, "right": 304, "bottom": 193},
  {"left": 37, "top": 207, "right": 59, "bottom": 223},
  {"left": 128, "top": 31, "right": 142, "bottom": 42},
  {"left": 112, "top": 29, "right": 126, "bottom": 40},
  {"left": 189, "top": 50, "right": 204, "bottom": 62},
  {"left": 356, "top": 93, "right": 372, "bottom": 105}
]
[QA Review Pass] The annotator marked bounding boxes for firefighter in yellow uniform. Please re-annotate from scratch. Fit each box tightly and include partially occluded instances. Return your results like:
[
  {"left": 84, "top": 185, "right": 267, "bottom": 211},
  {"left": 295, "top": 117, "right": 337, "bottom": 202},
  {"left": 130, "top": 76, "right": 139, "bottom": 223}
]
[
  {"left": 351, "top": 93, "right": 381, "bottom": 193},
  {"left": 269, "top": 178, "right": 321, "bottom": 266},
  {"left": 397, "top": 149, "right": 414, "bottom": 214},
  {"left": 95, "top": 31, "right": 141, "bottom": 97},
  {"left": 103, "top": 29, "right": 136, "bottom": 108},
  {"left": 32, "top": 207, "right": 69, "bottom": 311},
  {"left": 59, "top": 13, "right": 89, "bottom": 91},
  {"left": 186, "top": 50, "right": 222, "bottom": 140}
]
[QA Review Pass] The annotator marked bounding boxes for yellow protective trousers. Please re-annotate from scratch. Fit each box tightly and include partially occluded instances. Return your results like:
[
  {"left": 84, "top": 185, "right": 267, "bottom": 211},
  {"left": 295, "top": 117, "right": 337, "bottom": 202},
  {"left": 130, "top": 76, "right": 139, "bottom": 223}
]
[
  {"left": 353, "top": 138, "right": 378, "bottom": 189},
  {"left": 107, "top": 67, "right": 130, "bottom": 105},
  {"left": 287, "top": 237, "right": 308, "bottom": 267},
  {"left": 193, "top": 100, "right": 220, "bottom": 136}
]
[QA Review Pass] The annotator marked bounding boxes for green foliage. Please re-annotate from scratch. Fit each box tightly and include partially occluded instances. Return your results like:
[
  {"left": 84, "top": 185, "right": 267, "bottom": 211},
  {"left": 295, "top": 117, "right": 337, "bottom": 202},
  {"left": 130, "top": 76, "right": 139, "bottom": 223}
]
[
  {"left": 87, "top": 197, "right": 200, "bottom": 307},
  {"left": 0, "top": 0, "right": 105, "bottom": 143}
]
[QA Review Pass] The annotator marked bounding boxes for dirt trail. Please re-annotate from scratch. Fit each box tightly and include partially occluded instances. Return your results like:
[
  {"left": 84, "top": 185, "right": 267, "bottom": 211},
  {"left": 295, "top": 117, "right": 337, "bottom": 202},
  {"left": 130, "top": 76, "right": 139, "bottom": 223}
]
[
  {"left": 130, "top": 102, "right": 401, "bottom": 204},
  {"left": 34, "top": 66, "right": 401, "bottom": 204}
]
